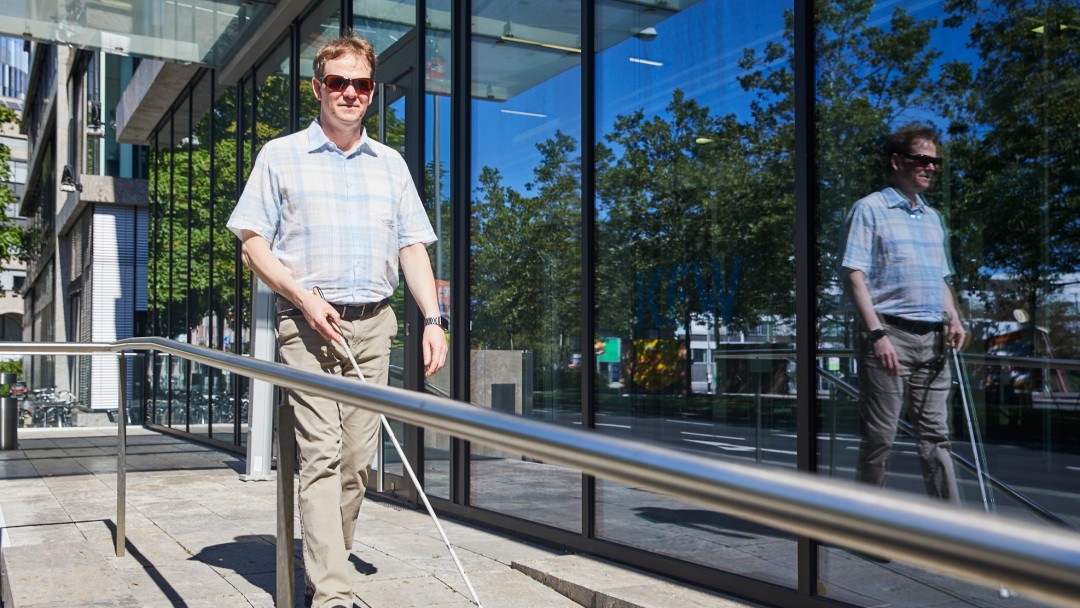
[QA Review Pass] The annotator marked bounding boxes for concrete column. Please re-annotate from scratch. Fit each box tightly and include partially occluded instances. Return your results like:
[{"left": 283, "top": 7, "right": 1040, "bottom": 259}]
[{"left": 242, "top": 278, "right": 277, "bottom": 481}]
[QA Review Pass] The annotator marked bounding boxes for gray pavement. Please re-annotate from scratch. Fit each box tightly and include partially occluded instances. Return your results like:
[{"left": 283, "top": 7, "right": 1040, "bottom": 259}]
[{"left": 0, "top": 428, "right": 756, "bottom": 608}]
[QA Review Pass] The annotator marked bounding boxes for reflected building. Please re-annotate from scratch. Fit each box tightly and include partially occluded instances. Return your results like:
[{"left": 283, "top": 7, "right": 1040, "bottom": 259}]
[{"left": 11, "top": 1, "right": 1080, "bottom": 607}]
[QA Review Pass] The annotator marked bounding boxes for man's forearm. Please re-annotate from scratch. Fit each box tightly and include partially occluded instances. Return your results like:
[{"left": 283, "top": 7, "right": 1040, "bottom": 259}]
[
  {"left": 846, "top": 269, "right": 882, "bottom": 331},
  {"left": 944, "top": 283, "right": 962, "bottom": 323},
  {"left": 399, "top": 243, "right": 441, "bottom": 318},
  {"left": 239, "top": 231, "right": 305, "bottom": 305}
]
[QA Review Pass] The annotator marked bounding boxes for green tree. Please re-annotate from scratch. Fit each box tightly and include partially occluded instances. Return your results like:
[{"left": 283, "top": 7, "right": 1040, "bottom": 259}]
[
  {"left": 0, "top": 107, "right": 36, "bottom": 275},
  {"left": 939, "top": 0, "right": 1080, "bottom": 356},
  {"left": 595, "top": 91, "right": 779, "bottom": 345},
  {"left": 471, "top": 131, "right": 581, "bottom": 383},
  {"left": 739, "top": 1, "right": 945, "bottom": 341}
]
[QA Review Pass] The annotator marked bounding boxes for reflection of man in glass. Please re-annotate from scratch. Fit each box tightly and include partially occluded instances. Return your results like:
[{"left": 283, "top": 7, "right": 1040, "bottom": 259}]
[
  {"left": 228, "top": 33, "right": 448, "bottom": 607},
  {"left": 842, "top": 124, "right": 966, "bottom": 502}
]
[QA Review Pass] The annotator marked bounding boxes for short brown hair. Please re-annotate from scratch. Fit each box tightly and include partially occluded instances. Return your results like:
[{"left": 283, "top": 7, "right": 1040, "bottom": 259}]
[
  {"left": 313, "top": 31, "right": 377, "bottom": 79},
  {"left": 885, "top": 123, "right": 939, "bottom": 173}
]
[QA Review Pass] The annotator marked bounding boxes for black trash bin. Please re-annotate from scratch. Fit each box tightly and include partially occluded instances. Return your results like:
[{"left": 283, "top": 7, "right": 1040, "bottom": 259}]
[{"left": 0, "top": 372, "right": 17, "bottom": 450}]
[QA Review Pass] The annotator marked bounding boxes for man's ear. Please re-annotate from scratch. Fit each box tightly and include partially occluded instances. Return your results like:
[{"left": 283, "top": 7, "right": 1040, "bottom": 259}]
[
  {"left": 888, "top": 153, "right": 901, "bottom": 174},
  {"left": 311, "top": 77, "right": 322, "bottom": 101}
]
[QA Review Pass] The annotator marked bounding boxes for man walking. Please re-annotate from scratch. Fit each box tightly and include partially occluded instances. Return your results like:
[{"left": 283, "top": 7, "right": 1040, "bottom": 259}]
[
  {"left": 842, "top": 123, "right": 966, "bottom": 502},
  {"left": 228, "top": 32, "right": 447, "bottom": 607}
]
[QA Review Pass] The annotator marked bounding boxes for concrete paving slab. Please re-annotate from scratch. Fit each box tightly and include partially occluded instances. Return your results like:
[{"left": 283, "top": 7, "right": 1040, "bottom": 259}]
[
  {"left": 1, "top": 541, "right": 134, "bottom": 606},
  {"left": 513, "top": 555, "right": 764, "bottom": 608},
  {"left": 1, "top": 428, "right": 765, "bottom": 608},
  {"left": 2, "top": 521, "right": 88, "bottom": 548}
]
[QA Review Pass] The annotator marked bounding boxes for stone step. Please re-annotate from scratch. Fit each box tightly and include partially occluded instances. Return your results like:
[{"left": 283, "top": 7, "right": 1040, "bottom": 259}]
[{"left": 513, "top": 555, "right": 761, "bottom": 608}]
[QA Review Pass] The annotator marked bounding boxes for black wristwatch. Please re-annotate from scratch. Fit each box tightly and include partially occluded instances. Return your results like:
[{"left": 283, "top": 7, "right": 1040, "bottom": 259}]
[
  {"left": 423, "top": 316, "right": 449, "bottom": 331},
  {"left": 868, "top": 328, "right": 889, "bottom": 344}
]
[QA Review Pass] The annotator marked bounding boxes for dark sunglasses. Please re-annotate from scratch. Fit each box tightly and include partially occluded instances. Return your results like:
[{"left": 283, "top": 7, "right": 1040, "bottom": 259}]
[
  {"left": 899, "top": 152, "right": 943, "bottom": 166},
  {"left": 319, "top": 74, "right": 375, "bottom": 93}
]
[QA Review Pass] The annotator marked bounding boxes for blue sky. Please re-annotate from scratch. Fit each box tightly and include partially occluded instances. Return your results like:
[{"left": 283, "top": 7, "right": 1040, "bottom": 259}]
[
  {"left": 458, "top": 0, "right": 791, "bottom": 195},
  {"left": 422, "top": 1, "right": 985, "bottom": 198}
]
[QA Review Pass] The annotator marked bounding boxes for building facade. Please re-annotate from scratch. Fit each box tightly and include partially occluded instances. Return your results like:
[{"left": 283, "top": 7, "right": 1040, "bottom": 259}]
[
  {"left": 10, "top": 0, "right": 1079, "bottom": 606},
  {"left": 19, "top": 42, "right": 149, "bottom": 409},
  {"left": 0, "top": 37, "right": 28, "bottom": 344}
]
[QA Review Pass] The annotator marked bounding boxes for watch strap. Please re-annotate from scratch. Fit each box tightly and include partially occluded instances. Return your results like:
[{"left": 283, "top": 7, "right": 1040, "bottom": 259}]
[{"left": 423, "top": 316, "right": 448, "bottom": 330}]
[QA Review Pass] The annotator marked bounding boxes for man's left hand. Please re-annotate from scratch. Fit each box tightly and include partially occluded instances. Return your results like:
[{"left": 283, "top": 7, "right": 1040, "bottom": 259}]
[{"left": 422, "top": 324, "right": 448, "bottom": 376}]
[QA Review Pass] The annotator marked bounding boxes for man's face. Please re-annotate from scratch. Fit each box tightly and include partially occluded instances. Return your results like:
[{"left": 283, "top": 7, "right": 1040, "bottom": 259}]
[
  {"left": 312, "top": 52, "right": 373, "bottom": 130},
  {"left": 891, "top": 138, "right": 940, "bottom": 195}
]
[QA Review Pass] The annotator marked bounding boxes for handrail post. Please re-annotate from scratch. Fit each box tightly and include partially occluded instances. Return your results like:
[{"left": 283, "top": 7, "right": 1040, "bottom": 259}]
[
  {"left": 276, "top": 403, "right": 296, "bottom": 608},
  {"left": 116, "top": 353, "right": 127, "bottom": 558}
]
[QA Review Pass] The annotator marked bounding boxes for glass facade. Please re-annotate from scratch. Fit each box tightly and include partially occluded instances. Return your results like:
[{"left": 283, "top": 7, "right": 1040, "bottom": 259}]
[
  {"left": 468, "top": 0, "right": 585, "bottom": 532},
  {"left": 141, "top": 1, "right": 1079, "bottom": 606},
  {"left": 812, "top": 2, "right": 1080, "bottom": 605},
  {"left": 593, "top": 0, "right": 796, "bottom": 586}
]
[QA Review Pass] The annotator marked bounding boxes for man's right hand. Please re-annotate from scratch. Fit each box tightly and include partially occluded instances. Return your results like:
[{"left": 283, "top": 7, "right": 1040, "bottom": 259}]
[{"left": 298, "top": 291, "right": 343, "bottom": 344}]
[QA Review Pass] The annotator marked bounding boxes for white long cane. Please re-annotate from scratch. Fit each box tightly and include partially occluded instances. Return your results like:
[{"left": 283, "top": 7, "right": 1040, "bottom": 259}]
[
  {"left": 314, "top": 288, "right": 482, "bottom": 607},
  {"left": 951, "top": 347, "right": 1012, "bottom": 599},
  {"left": 951, "top": 348, "right": 991, "bottom": 513}
]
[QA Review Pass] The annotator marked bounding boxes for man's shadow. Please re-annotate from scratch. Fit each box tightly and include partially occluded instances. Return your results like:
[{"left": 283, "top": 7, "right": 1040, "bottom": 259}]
[{"left": 190, "top": 535, "right": 377, "bottom": 605}]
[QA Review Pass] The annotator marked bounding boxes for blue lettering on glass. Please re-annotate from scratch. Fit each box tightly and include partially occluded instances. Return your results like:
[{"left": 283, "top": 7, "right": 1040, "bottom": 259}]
[{"left": 635, "top": 257, "right": 742, "bottom": 329}]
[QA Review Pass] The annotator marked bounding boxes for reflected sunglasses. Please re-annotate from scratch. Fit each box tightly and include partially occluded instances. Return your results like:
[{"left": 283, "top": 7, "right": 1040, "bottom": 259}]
[
  {"left": 900, "top": 152, "right": 943, "bottom": 166},
  {"left": 319, "top": 74, "right": 375, "bottom": 93}
]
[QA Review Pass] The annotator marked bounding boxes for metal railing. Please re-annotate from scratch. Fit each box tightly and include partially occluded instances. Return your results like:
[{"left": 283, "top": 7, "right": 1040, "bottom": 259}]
[{"left": 4, "top": 338, "right": 1080, "bottom": 607}]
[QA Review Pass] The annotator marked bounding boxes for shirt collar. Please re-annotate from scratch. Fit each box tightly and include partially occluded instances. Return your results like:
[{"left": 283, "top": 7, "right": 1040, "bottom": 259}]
[
  {"left": 883, "top": 186, "right": 927, "bottom": 214},
  {"left": 306, "top": 119, "right": 378, "bottom": 157}
]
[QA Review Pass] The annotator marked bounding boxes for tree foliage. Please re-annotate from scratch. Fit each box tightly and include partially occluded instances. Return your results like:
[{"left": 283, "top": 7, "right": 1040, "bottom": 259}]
[
  {"left": 939, "top": 0, "right": 1080, "bottom": 341},
  {"left": 469, "top": 0, "right": 1080, "bottom": 367},
  {"left": 471, "top": 130, "right": 581, "bottom": 377},
  {"left": 0, "top": 106, "right": 35, "bottom": 278}
]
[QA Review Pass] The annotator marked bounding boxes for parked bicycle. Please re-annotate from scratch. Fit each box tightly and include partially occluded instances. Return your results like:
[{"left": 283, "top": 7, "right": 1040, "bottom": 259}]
[{"left": 24, "top": 386, "right": 80, "bottom": 427}]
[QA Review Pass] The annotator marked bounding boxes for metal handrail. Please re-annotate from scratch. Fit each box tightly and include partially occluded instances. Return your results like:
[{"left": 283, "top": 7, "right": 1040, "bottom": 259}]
[{"left": 4, "top": 338, "right": 1080, "bottom": 607}]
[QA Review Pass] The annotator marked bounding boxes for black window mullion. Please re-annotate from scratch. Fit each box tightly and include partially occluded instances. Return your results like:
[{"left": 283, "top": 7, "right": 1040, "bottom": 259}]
[
  {"left": 580, "top": 0, "right": 596, "bottom": 540},
  {"left": 451, "top": 0, "right": 473, "bottom": 507},
  {"left": 793, "top": 0, "right": 820, "bottom": 599}
]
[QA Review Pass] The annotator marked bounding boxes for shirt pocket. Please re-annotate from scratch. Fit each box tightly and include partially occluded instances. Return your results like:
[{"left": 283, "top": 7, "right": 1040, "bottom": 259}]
[{"left": 879, "top": 234, "right": 912, "bottom": 263}]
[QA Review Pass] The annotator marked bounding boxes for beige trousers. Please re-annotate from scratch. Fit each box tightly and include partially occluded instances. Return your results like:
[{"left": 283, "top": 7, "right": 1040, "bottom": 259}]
[
  {"left": 276, "top": 305, "right": 396, "bottom": 608},
  {"left": 856, "top": 324, "right": 959, "bottom": 502}
]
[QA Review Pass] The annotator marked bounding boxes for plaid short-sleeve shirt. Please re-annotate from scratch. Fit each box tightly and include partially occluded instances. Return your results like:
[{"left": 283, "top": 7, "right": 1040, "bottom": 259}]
[
  {"left": 841, "top": 187, "right": 954, "bottom": 323},
  {"left": 228, "top": 120, "right": 437, "bottom": 304}
]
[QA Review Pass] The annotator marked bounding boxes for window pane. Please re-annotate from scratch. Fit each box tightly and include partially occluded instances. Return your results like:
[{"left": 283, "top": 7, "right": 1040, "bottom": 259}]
[
  {"left": 353, "top": 0, "right": 415, "bottom": 53},
  {"left": 171, "top": 95, "right": 191, "bottom": 431},
  {"left": 469, "top": 0, "right": 583, "bottom": 531},
  {"left": 594, "top": 0, "right": 796, "bottom": 587},
  {"left": 188, "top": 73, "right": 213, "bottom": 440},
  {"left": 299, "top": 1, "right": 341, "bottom": 128},
  {"left": 424, "top": 1, "right": 452, "bottom": 500},
  {"left": 815, "top": 1, "right": 1076, "bottom": 604},
  {"left": 211, "top": 82, "right": 239, "bottom": 439}
]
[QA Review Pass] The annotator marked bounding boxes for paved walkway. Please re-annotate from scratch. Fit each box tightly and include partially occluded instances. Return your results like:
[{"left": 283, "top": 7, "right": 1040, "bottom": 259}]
[{"left": 0, "top": 428, "right": 757, "bottom": 608}]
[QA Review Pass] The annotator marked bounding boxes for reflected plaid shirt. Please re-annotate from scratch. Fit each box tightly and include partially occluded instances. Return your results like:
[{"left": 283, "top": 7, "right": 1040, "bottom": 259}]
[
  {"left": 841, "top": 187, "right": 954, "bottom": 323},
  {"left": 228, "top": 120, "right": 436, "bottom": 304}
]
